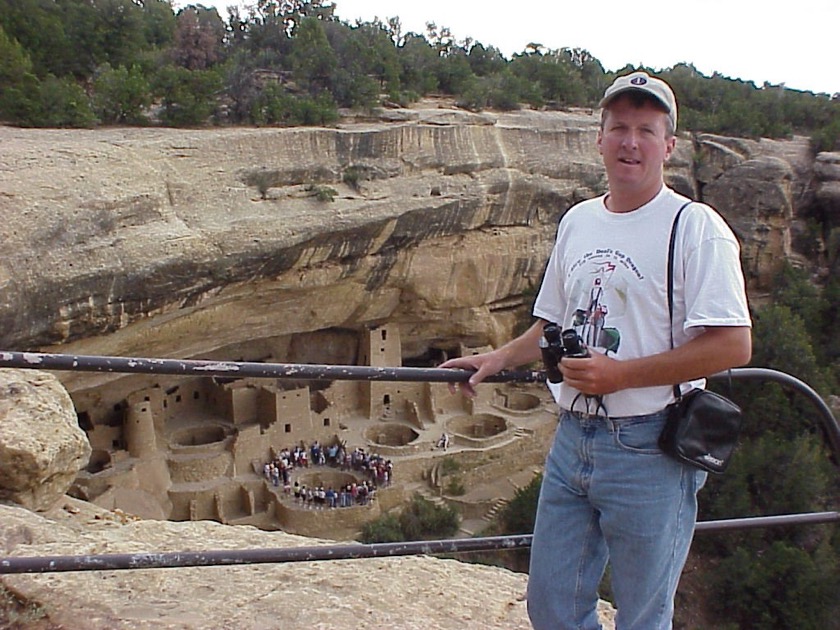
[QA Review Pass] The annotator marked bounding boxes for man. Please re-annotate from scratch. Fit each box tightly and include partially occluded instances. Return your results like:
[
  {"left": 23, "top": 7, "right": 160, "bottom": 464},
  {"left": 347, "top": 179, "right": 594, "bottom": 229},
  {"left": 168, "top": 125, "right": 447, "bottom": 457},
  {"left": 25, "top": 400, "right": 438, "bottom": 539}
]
[{"left": 440, "top": 71, "right": 751, "bottom": 629}]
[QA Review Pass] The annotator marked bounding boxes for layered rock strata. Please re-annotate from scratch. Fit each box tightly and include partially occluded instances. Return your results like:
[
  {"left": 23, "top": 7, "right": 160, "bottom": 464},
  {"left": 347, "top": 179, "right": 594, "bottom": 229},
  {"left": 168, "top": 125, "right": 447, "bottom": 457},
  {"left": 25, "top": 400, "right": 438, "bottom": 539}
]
[{"left": 2, "top": 106, "right": 834, "bottom": 397}]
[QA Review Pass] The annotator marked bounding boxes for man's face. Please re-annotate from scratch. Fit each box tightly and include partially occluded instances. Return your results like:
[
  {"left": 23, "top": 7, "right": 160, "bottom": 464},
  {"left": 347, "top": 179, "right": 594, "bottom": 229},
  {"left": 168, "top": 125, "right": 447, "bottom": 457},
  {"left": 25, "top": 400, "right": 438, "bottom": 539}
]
[{"left": 596, "top": 95, "right": 676, "bottom": 201}]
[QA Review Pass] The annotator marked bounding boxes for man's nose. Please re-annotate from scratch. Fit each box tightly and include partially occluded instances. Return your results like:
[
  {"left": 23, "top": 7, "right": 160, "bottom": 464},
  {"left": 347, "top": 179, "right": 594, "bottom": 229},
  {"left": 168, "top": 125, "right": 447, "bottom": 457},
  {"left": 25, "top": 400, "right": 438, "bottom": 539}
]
[{"left": 621, "top": 130, "right": 639, "bottom": 149}]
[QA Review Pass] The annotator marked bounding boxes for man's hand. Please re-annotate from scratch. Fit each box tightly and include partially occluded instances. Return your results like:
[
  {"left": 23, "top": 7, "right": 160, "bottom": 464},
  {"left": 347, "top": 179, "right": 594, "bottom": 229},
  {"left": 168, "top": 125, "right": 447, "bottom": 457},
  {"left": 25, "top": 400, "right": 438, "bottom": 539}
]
[
  {"left": 560, "top": 351, "right": 626, "bottom": 396},
  {"left": 561, "top": 326, "right": 752, "bottom": 395},
  {"left": 438, "top": 320, "right": 548, "bottom": 398},
  {"left": 438, "top": 351, "right": 508, "bottom": 398}
]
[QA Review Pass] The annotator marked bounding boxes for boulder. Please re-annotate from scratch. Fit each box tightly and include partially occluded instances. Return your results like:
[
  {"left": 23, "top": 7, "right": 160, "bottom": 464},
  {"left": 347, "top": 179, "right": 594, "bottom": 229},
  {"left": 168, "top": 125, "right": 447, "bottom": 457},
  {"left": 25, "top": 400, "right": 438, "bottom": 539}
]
[{"left": 0, "top": 368, "right": 90, "bottom": 511}]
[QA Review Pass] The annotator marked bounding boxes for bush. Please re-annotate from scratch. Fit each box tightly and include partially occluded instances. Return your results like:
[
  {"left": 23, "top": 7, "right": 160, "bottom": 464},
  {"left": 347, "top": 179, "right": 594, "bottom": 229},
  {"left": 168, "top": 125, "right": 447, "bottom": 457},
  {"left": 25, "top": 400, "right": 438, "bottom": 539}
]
[
  {"left": 306, "top": 184, "right": 337, "bottom": 202},
  {"left": 439, "top": 456, "right": 460, "bottom": 475},
  {"left": 358, "top": 513, "right": 403, "bottom": 544},
  {"left": 34, "top": 75, "right": 96, "bottom": 127},
  {"left": 92, "top": 63, "right": 151, "bottom": 125},
  {"left": 244, "top": 169, "right": 279, "bottom": 200},
  {"left": 500, "top": 473, "right": 542, "bottom": 535},
  {"left": 153, "top": 65, "right": 221, "bottom": 126},
  {"left": 249, "top": 85, "right": 338, "bottom": 127},
  {"left": 444, "top": 477, "right": 465, "bottom": 496},
  {"left": 710, "top": 541, "right": 840, "bottom": 628},
  {"left": 358, "top": 494, "right": 460, "bottom": 543}
]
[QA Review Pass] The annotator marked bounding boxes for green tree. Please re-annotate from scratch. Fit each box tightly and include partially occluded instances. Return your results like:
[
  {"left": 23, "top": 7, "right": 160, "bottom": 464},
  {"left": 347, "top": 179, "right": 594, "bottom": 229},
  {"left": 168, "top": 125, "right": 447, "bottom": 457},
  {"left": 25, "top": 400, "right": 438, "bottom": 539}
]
[
  {"left": 0, "top": 24, "right": 40, "bottom": 124},
  {"left": 153, "top": 65, "right": 222, "bottom": 126},
  {"left": 59, "top": 0, "right": 149, "bottom": 78},
  {"left": 358, "top": 494, "right": 460, "bottom": 543},
  {"left": 289, "top": 16, "right": 337, "bottom": 94},
  {"left": 359, "top": 513, "right": 403, "bottom": 543},
  {"left": 0, "top": 0, "right": 69, "bottom": 78},
  {"left": 466, "top": 42, "right": 506, "bottom": 77},
  {"left": 750, "top": 304, "right": 830, "bottom": 397},
  {"left": 500, "top": 473, "right": 542, "bottom": 535},
  {"left": 509, "top": 46, "right": 588, "bottom": 107},
  {"left": 398, "top": 33, "right": 439, "bottom": 95},
  {"left": 141, "top": 0, "right": 177, "bottom": 49},
  {"left": 435, "top": 47, "right": 473, "bottom": 95},
  {"left": 34, "top": 75, "right": 97, "bottom": 127},
  {"left": 92, "top": 64, "right": 152, "bottom": 125},
  {"left": 398, "top": 493, "right": 460, "bottom": 540},
  {"left": 710, "top": 541, "right": 839, "bottom": 628}
]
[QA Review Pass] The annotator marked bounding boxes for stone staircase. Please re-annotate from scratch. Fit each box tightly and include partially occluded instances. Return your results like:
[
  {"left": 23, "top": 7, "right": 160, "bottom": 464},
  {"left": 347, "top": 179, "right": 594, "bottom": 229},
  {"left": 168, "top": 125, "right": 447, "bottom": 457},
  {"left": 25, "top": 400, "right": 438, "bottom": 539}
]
[{"left": 482, "top": 497, "right": 510, "bottom": 523}]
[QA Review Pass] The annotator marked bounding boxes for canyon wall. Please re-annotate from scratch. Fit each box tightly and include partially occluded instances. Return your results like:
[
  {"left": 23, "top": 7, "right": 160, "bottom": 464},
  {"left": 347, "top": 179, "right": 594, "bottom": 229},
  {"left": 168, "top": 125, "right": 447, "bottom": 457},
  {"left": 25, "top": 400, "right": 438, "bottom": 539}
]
[{"left": 1, "top": 102, "right": 837, "bottom": 404}]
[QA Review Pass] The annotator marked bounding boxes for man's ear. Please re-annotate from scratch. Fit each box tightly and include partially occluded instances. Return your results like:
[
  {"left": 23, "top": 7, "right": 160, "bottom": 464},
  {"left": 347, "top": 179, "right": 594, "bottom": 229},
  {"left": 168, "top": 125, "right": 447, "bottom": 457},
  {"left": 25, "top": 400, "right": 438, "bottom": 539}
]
[{"left": 664, "top": 135, "right": 676, "bottom": 161}]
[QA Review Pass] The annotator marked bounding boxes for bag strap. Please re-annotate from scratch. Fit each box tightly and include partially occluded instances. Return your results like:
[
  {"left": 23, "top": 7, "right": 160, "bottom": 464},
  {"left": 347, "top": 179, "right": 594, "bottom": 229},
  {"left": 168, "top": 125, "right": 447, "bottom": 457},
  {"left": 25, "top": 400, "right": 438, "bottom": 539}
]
[{"left": 668, "top": 201, "right": 693, "bottom": 400}]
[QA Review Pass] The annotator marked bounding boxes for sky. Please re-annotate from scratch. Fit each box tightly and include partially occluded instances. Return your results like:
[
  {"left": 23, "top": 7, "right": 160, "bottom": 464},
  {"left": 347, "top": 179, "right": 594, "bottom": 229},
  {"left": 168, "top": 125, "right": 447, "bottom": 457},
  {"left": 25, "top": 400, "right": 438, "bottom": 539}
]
[{"left": 197, "top": 0, "right": 840, "bottom": 96}]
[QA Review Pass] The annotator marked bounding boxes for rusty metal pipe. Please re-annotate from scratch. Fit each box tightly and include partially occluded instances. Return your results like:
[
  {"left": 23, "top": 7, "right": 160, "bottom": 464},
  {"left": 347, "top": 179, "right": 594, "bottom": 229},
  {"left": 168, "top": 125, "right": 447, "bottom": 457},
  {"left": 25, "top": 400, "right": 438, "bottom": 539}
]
[{"left": 0, "top": 351, "right": 541, "bottom": 384}]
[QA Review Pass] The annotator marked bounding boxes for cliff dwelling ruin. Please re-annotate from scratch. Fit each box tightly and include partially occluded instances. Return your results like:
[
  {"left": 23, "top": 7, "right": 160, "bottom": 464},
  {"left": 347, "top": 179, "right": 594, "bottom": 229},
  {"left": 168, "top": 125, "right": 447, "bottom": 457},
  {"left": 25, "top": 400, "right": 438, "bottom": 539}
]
[{"left": 68, "top": 324, "right": 557, "bottom": 538}]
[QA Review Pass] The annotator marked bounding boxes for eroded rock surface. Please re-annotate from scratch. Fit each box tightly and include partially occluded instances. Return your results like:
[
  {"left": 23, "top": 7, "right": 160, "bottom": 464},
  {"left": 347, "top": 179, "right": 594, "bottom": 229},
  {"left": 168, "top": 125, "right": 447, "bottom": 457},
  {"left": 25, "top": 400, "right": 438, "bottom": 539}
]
[{"left": 0, "top": 499, "right": 618, "bottom": 629}]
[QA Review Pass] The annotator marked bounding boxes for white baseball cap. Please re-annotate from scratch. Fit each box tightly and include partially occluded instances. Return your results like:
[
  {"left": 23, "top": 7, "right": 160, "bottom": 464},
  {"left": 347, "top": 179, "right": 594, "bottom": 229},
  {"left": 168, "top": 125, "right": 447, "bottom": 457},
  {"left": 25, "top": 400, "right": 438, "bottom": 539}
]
[{"left": 599, "top": 71, "right": 678, "bottom": 131}]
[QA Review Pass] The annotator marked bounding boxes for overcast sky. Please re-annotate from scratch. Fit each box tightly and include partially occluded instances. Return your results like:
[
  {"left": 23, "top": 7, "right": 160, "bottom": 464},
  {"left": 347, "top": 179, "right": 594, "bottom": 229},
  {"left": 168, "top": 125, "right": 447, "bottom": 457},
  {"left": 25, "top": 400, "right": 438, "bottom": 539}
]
[{"left": 198, "top": 0, "right": 839, "bottom": 95}]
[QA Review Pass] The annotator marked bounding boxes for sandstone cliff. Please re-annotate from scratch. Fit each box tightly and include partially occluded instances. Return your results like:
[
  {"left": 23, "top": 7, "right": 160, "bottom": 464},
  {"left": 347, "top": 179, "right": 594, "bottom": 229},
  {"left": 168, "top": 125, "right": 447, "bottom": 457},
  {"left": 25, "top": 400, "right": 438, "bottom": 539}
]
[{"left": 2, "top": 103, "right": 836, "bottom": 401}]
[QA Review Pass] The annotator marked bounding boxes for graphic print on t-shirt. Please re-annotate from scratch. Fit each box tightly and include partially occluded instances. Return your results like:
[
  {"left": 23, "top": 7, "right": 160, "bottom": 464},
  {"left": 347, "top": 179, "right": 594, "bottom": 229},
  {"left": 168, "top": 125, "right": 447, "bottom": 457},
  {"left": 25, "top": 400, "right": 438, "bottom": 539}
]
[{"left": 567, "top": 247, "right": 646, "bottom": 355}]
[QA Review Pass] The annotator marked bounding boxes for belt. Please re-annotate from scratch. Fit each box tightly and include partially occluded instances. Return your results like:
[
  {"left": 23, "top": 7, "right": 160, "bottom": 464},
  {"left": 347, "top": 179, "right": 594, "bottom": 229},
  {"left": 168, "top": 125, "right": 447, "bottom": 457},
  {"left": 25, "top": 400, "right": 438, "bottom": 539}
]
[{"left": 563, "top": 408, "right": 668, "bottom": 422}]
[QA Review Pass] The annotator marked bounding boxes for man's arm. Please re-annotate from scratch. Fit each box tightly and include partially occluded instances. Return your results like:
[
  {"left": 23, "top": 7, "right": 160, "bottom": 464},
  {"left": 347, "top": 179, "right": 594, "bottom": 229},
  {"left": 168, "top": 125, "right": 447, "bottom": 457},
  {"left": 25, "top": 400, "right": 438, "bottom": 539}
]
[
  {"left": 561, "top": 326, "right": 752, "bottom": 396},
  {"left": 439, "top": 319, "right": 547, "bottom": 398}
]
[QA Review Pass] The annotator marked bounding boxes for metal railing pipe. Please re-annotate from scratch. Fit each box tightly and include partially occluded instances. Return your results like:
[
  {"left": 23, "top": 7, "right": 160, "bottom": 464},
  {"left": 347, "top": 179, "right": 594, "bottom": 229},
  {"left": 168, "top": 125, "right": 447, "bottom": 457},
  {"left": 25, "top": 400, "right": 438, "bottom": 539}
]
[
  {"left": 0, "top": 535, "right": 533, "bottom": 575},
  {"left": 711, "top": 367, "right": 840, "bottom": 459},
  {"left": 1, "top": 512, "right": 837, "bottom": 575},
  {"left": 0, "top": 355, "right": 834, "bottom": 457},
  {"left": 0, "top": 351, "right": 540, "bottom": 384}
]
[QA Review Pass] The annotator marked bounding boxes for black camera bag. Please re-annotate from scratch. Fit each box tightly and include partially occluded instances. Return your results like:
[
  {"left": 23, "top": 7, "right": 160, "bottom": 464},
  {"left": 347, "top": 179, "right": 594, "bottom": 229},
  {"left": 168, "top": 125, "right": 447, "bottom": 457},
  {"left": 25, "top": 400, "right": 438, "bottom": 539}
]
[
  {"left": 660, "top": 388, "right": 742, "bottom": 474},
  {"left": 658, "top": 202, "right": 743, "bottom": 474}
]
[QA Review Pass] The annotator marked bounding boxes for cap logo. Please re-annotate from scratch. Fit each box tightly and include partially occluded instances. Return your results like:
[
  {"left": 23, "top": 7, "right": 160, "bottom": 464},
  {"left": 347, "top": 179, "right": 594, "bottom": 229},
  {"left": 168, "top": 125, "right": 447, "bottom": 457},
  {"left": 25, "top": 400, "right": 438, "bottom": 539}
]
[{"left": 630, "top": 76, "right": 647, "bottom": 86}]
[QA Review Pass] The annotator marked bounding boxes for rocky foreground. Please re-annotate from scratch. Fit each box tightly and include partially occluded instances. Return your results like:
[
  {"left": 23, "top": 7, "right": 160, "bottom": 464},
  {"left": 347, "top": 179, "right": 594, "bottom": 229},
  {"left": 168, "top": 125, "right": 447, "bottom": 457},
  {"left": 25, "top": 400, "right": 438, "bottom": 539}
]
[{"left": 2, "top": 499, "right": 538, "bottom": 629}]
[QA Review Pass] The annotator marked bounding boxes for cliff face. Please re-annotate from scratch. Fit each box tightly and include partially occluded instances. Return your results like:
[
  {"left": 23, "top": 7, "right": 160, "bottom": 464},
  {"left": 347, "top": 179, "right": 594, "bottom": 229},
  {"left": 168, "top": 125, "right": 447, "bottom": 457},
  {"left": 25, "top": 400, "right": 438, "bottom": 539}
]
[{"left": 1, "top": 103, "right": 836, "bottom": 397}]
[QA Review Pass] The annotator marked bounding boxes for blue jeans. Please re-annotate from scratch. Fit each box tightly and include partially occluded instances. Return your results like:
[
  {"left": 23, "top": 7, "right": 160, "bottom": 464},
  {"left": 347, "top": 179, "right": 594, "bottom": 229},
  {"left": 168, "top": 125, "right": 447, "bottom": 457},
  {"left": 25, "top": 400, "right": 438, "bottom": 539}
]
[{"left": 527, "top": 409, "right": 706, "bottom": 630}]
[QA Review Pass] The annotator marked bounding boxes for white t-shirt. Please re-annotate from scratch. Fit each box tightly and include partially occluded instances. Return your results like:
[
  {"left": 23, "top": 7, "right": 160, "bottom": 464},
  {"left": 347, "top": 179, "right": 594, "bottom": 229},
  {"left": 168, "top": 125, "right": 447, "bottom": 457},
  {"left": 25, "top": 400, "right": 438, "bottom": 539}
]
[{"left": 533, "top": 186, "right": 751, "bottom": 417}]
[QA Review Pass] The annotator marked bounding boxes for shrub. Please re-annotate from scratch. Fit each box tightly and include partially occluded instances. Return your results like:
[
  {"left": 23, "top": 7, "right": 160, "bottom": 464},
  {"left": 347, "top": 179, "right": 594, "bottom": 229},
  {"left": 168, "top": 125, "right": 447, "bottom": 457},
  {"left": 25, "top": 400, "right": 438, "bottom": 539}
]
[
  {"left": 500, "top": 473, "right": 542, "bottom": 535},
  {"left": 244, "top": 169, "right": 278, "bottom": 200},
  {"left": 358, "top": 513, "right": 403, "bottom": 544},
  {"left": 92, "top": 63, "right": 151, "bottom": 125},
  {"left": 398, "top": 493, "right": 460, "bottom": 540},
  {"left": 35, "top": 75, "right": 96, "bottom": 127},
  {"left": 710, "top": 542, "right": 840, "bottom": 628},
  {"left": 358, "top": 494, "right": 460, "bottom": 543},
  {"left": 440, "top": 456, "right": 460, "bottom": 475},
  {"left": 342, "top": 165, "right": 364, "bottom": 191},
  {"left": 444, "top": 477, "right": 465, "bottom": 496},
  {"left": 304, "top": 184, "right": 337, "bottom": 202},
  {"left": 153, "top": 65, "right": 221, "bottom": 126}
]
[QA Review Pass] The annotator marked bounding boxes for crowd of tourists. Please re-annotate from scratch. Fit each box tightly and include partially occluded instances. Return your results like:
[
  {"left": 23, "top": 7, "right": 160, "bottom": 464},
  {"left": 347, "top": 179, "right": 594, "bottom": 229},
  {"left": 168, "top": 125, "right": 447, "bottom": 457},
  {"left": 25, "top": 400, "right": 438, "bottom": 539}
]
[
  {"left": 261, "top": 440, "right": 394, "bottom": 509},
  {"left": 291, "top": 479, "right": 376, "bottom": 509}
]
